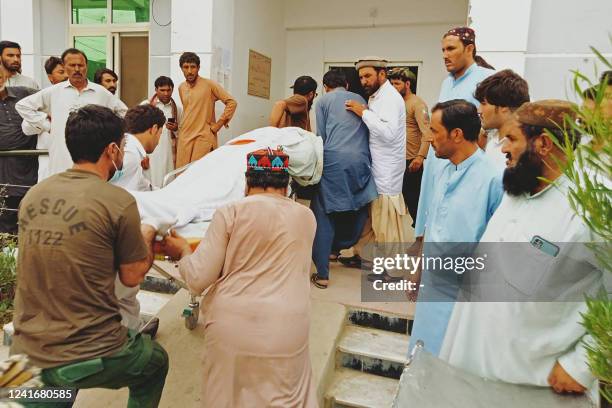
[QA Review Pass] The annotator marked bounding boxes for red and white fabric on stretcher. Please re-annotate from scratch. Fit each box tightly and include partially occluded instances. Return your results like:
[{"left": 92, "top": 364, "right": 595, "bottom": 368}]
[{"left": 132, "top": 126, "right": 323, "bottom": 238}]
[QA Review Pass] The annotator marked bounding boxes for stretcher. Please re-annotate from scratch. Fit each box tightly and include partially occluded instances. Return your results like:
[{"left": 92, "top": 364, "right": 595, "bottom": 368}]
[
  {"left": 140, "top": 127, "right": 323, "bottom": 330},
  {"left": 393, "top": 341, "right": 594, "bottom": 408},
  {"left": 150, "top": 162, "right": 204, "bottom": 330}
]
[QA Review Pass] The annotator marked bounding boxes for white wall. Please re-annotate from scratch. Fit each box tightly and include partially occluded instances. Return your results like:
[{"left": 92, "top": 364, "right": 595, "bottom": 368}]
[
  {"left": 38, "top": 0, "right": 68, "bottom": 88},
  {"left": 170, "top": 0, "right": 214, "bottom": 89},
  {"left": 149, "top": 0, "right": 172, "bottom": 97},
  {"left": 0, "top": 0, "right": 37, "bottom": 82},
  {"left": 469, "top": 0, "right": 532, "bottom": 75},
  {"left": 285, "top": 0, "right": 468, "bottom": 29},
  {"left": 224, "top": 0, "right": 286, "bottom": 142},
  {"left": 284, "top": 0, "right": 469, "bottom": 110},
  {"left": 524, "top": 0, "right": 612, "bottom": 101}
]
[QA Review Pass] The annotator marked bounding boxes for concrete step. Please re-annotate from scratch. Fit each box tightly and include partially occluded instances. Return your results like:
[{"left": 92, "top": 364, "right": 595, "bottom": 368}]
[
  {"left": 337, "top": 325, "right": 408, "bottom": 380},
  {"left": 325, "top": 368, "right": 398, "bottom": 408},
  {"left": 348, "top": 309, "right": 410, "bottom": 335}
]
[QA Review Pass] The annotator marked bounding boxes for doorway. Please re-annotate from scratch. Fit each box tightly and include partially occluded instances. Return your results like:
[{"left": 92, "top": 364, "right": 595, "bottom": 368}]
[
  {"left": 71, "top": 32, "right": 148, "bottom": 108},
  {"left": 117, "top": 34, "right": 149, "bottom": 108}
]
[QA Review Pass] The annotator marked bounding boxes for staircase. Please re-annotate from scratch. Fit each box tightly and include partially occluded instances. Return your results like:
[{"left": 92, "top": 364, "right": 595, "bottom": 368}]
[{"left": 323, "top": 309, "right": 411, "bottom": 408}]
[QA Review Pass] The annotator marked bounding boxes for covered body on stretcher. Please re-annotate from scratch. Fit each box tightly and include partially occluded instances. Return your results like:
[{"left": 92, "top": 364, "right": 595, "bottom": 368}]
[{"left": 133, "top": 126, "right": 323, "bottom": 281}]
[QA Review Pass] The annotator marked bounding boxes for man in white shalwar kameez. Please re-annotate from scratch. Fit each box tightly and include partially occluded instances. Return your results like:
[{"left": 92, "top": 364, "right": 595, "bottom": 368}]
[
  {"left": 16, "top": 48, "right": 127, "bottom": 177},
  {"left": 342, "top": 57, "right": 412, "bottom": 277},
  {"left": 439, "top": 100, "right": 606, "bottom": 395},
  {"left": 141, "top": 76, "right": 181, "bottom": 188}
]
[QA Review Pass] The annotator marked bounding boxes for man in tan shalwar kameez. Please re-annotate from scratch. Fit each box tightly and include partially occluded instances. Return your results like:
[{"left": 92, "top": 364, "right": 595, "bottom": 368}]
[
  {"left": 269, "top": 75, "right": 318, "bottom": 131},
  {"left": 177, "top": 52, "right": 237, "bottom": 168},
  {"left": 163, "top": 147, "right": 318, "bottom": 408}
]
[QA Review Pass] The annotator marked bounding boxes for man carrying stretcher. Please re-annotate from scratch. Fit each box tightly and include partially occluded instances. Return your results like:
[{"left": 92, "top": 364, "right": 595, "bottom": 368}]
[{"left": 11, "top": 105, "right": 168, "bottom": 407}]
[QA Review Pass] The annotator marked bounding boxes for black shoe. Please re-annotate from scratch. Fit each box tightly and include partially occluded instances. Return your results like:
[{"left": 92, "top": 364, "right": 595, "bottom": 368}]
[
  {"left": 338, "top": 255, "right": 362, "bottom": 269},
  {"left": 367, "top": 271, "right": 403, "bottom": 283},
  {"left": 140, "top": 317, "right": 159, "bottom": 338}
]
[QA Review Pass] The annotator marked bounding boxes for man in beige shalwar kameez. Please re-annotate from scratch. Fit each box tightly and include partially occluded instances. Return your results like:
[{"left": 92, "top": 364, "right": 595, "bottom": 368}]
[
  {"left": 163, "top": 147, "right": 318, "bottom": 408},
  {"left": 269, "top": 76, "right": 318, "bottom": 131},
  {"left": 177, "top": 52, "right": 237, "bottom": 168}
]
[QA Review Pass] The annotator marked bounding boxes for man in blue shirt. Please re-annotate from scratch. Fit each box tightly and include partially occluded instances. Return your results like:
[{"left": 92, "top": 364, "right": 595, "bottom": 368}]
[
  {"left": 414, "top": 27, "right": 495, "bottom": 241},
  {"left": 310, "top": 70, "right": 378, "bottom": 289},
  {"left": 409, "top": 99, "right": 503, "bottom": 356}
]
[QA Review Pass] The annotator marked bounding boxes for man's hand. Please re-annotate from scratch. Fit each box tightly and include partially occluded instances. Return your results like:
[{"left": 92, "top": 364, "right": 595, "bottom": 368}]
[
  {"left": 140, "top": 224, "right": 157, "bottom": 247},
  {"left": 166, "top": 121, "right": 178, "bottom": 132},
  {"left": 345, "top": 100, "right": 367, "bottom": 117},
  {"left": 408, "top": 156, "right": 424, "bottom": 172},
  {"left": 211, "top": 120, "right": 228, "bottom": 133},
  {"left": 140, "top": 156, "right": 150, "bottom": 170},
  {"left": 547, "top": 361, "right": 586, "bottom": 394},
  {"left": 162, "top": 229, "right": 192, "bottom": 261}
]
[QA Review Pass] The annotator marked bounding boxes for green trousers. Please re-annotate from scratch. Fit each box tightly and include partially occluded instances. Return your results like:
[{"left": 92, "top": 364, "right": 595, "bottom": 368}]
[{"left": 25, "top": 331, "right": 168, "bottom": 408}]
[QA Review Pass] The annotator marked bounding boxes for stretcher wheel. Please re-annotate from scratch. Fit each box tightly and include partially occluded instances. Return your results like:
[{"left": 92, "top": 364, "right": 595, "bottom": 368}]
[{"left": 182, "top": 298, "right": 200, "bottom": 330}]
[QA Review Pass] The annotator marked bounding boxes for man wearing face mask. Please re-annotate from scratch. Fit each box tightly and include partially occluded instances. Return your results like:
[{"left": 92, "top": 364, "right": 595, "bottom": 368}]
[
  {"left": 440, "top": 100, "right": 605, "bottom": 395},
  {"left": 12, "top": 105, "right": 168, "bottom": 406}
]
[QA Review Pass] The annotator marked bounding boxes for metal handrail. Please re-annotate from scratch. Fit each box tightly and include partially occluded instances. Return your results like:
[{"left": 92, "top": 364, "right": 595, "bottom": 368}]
[{"left": 0, "top": 149, "right": 48, "bottom": 157}]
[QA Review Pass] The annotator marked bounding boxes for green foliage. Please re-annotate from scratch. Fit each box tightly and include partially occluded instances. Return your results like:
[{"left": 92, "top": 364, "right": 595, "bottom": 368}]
[
  {"left": 0, "top": 234, "right": 17, "bottom": 325},
  {"left": 581, "top": 291, "right": 612, "bottom": 402},
  {"left": 559, "top": 44, "right": 611, "bottom": 402}
]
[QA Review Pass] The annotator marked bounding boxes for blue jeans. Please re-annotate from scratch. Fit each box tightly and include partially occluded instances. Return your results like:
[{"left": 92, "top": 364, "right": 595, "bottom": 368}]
[{"left": 311, "top": 191, "right": 369, "bottom": 279}]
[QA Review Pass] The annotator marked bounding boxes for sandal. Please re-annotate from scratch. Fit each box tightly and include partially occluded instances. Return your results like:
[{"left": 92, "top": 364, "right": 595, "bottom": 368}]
[
  {"left": 337, "top": 255, "right": 362, "bottom": 269},
  {"left": 310, "top": 273, "right": 329, "bottom": 289}
]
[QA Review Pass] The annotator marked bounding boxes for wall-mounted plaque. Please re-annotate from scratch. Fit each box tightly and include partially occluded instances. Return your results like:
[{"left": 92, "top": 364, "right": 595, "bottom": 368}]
[{"left": 247, "top": 49, "right": 271, "bottom": 99}]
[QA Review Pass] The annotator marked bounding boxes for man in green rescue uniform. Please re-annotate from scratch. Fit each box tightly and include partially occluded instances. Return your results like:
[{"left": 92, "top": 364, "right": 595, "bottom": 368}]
[{"left": 11, "top": 105, "right": 168, "bottom": 407}]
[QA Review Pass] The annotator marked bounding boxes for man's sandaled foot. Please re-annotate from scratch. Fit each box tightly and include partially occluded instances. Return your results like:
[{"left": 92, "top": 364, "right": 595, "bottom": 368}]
[
  {"left": 338, "top": 255, "right": 362, "bottom": 269},
  {"left": 311, "top": 273, "right": 329, "bottom": 289},
  {"left": 367, "top": 271, "right": 403, "bottom": 283}
]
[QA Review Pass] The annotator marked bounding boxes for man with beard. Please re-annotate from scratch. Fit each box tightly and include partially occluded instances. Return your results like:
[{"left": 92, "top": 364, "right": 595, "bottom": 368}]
[
  {"left": 94, "top": 68, "right": 119, "bottom": 95},
  {"left": 474, "top": 69, "right": 530, "bottom": 173},
  {"left": 177, "top": 52, "right": 237, "bottom": 167},
  {"left": 440, "top": 100, "right": 605, "bottom": 395},
  {"left": 414, "top": 27, "right": 494, "bottom": 246},
  {"left": 0, "top": 41, "right": 39, "bottom": 90},
  {"left": 408, "top": 99, "right": 503, "bottom": 356},
  {"left": 388, "top": 67, "right": 432, "bottom": 225},
  {"left": 309, "top": 70, "right": 378, "bottom": 289},
  {"left": 16, "top": 48, "right": 127, "bottom": 177},
  {"left": 340, "top": 57, "right": 410, "bottom": 277},
  {"left": 270, "top": 75, "right": 318, "bottom": 131}
]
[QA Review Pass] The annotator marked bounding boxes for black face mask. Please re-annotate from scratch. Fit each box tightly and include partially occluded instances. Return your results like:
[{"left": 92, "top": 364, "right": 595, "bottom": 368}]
[{"left": 502, "top": 145, "right": 543, "bottom": 196}]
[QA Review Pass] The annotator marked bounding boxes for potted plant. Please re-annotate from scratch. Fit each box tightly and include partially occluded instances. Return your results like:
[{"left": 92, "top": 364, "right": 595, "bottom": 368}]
[{"left": 558, "top": 45, "right": 611, "bottom": 405}]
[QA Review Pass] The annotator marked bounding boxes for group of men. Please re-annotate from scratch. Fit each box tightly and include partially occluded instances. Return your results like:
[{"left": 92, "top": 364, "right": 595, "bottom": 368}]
[
  {"left": 0, "top": 42, "right": 238, "bottom": 234},
  {"left": 272, "top": 25, "right": 608, "bottom": 398},
  {"left": 0, "top": 20, "right": 609, "bottom": 406}
]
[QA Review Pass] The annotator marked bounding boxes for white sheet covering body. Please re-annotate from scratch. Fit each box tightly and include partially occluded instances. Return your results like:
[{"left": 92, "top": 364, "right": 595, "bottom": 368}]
[{"left": 132, "top": 127, "right": 323, "bottom": 236}]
